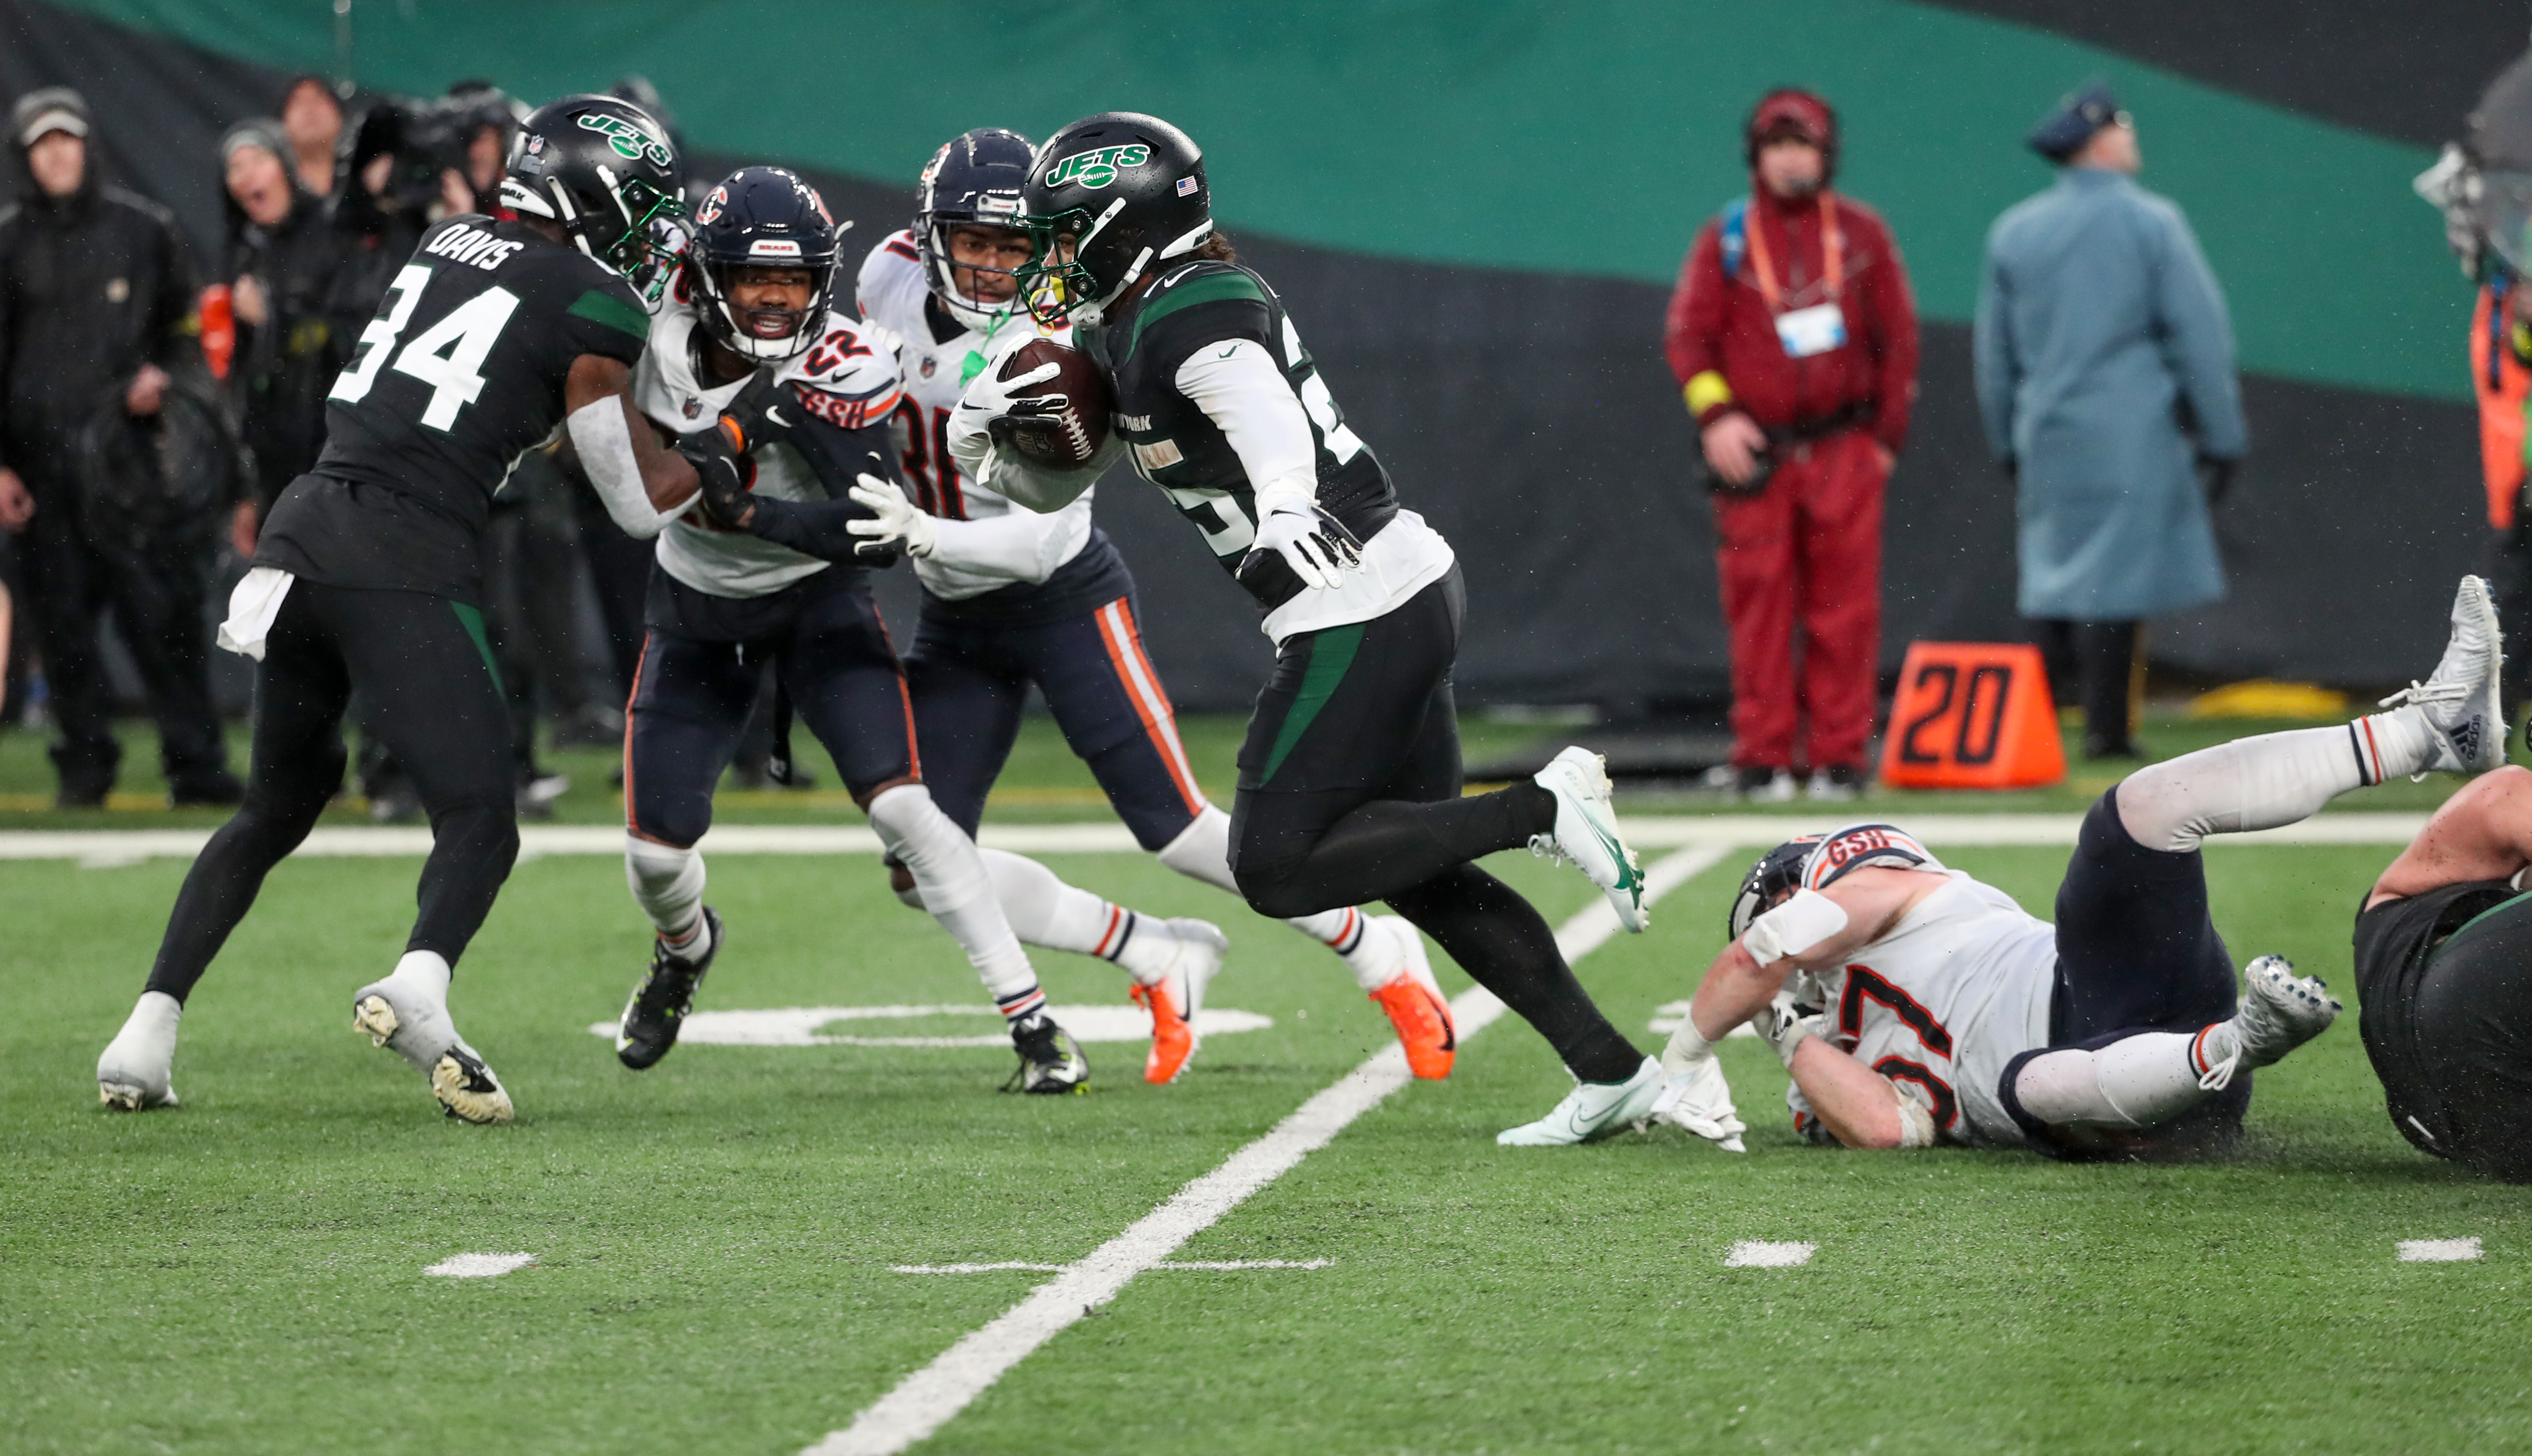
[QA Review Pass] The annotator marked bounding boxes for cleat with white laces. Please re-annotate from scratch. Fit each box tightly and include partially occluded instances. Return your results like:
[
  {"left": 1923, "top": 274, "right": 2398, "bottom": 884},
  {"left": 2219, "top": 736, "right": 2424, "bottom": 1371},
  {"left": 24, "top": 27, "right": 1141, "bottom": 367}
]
[
  {"left": 97, "top": 991, "right": 182, "bottom": 1110},
  {"left": 617, "top": 907, "right": 723, "bottom": 1071},
  {"left": 1497, "top": 1056, "right": 1664, "bottom": 1146},
  {"left": 1130, "top": 917, "right": 1227, "bottom": 1084},
  {"left": 352, "top": 977, "right": 513, "bottom": 1124},
  {"left": 1005, "top": 1011, "right": 1090, "bottom": 1094},
  {"left": 2380, "top": 575, "right": 2506, "bottom": 777},
  {"left": 1530, "top": 746, "right": 1650, "bottom": 932},
  {"left": 1365, "top": 915, "right": 1455, "bottom": 1080},
  {"left": 2194, "top": 955, "right": 2340, "bottom": 1091}
]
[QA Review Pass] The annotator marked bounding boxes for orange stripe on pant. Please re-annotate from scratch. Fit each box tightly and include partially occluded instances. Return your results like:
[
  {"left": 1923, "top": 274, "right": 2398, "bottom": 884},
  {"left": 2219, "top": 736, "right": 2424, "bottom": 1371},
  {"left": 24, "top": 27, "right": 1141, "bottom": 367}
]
[{"left": 1094, "top": 598, "right": 1206, "bottom": 816}]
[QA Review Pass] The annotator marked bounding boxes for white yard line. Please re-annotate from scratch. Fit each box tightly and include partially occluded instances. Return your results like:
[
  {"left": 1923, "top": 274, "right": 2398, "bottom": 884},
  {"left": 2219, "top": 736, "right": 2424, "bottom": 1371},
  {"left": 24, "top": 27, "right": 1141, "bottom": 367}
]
[
  {"left": 893, "top": 1259, "right": 1332, "bottom": 1274},
  {"left": 1723, "top": 1241, "right": 1817, "bottom": 1268},
  {"left": 803, "top": 844, "right": 1737, "bottom": 1456},
  {"left": 423, "top": 1252, "right": 535, "bottom": 1278},
  {"left": 2397, "top": 1237, "right": 2483, "bottom": 1263},
  {"left": 0, "top": 811, "right": 2439, "bottom": 864}
]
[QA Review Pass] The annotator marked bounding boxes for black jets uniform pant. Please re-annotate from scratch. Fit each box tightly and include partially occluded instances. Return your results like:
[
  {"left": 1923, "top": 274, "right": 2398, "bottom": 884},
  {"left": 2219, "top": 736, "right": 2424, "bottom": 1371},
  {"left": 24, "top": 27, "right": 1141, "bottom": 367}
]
[
  {"left": 908, "top": 593, "right": 1207, "bottom": 847},
  {"left": 144, "top": 582, "right": 518, "bottom": 1002},
  {"left": 2352, "top": 883, "right": 2532, "bottom": 1182},
  {"left": 625, "top": 577, "right": 914, "bottom": 848},
  {"left": 1998, "top": 787, "right": 2251, "bottom": 1157},
  {"left": 1228, "top": 571, "right": 1640, "bottom": 1082}
]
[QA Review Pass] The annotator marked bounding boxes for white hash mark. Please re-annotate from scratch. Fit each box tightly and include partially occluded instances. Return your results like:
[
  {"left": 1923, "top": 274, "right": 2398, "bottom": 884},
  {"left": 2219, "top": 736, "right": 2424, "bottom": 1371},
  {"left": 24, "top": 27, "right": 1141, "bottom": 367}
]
[
  {"left": 2398, "top": 1238, "right": 2483, "bottom": 1263},
  {"left": 424, "top": 1252, "right": 535, "bottom": 1278},
  {"left": 1725, "top": 1241, "right": 1817, "bottom": 1268},
  {"left": 803, "top": 843, "right": 1737, "bottom": 1456}
]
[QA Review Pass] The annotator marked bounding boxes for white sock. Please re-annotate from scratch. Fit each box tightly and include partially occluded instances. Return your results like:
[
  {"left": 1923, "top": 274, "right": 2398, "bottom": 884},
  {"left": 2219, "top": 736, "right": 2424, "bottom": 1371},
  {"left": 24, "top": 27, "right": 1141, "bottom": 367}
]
[
  {"left": 110, "top": 991, "right": 182, "bottom": 1052},
  {"left": 2013, "top": 1032, "right": 2214, "bottom": 1130},
  {"left": 869, "top": 784, "right": 1041, "bottom": 1019},
  {"left": 981, "top": 847, "right": 1177, "bottom": 985},
  {"left": 1158, "top": 806, "right": 1391, "bottom": 990},
  {"left": 624, "top": 833, "right": 708, "bottom": 950},
  {"left": 2115, "top": 724, "right": 2378, "bottom": 853},
  {"left": 387, "top": 949, "right": 452, "bottom": 1004}
]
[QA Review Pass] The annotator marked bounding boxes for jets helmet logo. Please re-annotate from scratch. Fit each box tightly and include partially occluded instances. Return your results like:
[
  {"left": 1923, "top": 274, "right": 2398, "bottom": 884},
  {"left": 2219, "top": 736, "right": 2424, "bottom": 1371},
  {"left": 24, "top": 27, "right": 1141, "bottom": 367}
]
[
  {"left": 576, "top": 112, "right": 673, "bottom": 170},
  {"left": 1045, "top": 143, "right": 1151, "bottom": 190}
]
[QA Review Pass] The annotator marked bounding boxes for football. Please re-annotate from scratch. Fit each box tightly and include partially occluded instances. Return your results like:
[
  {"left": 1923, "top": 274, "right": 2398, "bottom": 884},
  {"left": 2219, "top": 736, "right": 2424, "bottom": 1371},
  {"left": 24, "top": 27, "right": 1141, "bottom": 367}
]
[{"left": 996, "top": 337, "right": 1112, "bottom": 470}]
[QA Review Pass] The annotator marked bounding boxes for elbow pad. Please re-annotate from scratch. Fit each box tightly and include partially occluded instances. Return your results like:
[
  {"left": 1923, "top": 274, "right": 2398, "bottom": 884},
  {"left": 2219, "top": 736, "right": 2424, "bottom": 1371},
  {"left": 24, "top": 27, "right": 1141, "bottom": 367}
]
[
  {"left": 1890, "top": 1079, "right": 1938, "bottom": 1148},
  {"left": 1740, "top": 887, "right": 1848, "bottom": 966}
]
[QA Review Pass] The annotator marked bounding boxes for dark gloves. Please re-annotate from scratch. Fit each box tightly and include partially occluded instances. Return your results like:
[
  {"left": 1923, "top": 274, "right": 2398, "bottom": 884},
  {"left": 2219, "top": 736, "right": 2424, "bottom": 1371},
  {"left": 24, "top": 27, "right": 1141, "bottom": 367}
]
[{"left": 675, "top": 369, "right": 802, "bottom": 530}]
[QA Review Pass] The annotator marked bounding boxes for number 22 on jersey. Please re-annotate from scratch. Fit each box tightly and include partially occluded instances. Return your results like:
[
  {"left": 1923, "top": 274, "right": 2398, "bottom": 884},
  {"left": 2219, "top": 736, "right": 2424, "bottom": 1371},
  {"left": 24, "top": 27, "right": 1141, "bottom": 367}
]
[{"left": 330, "top": 262, "right": 521, "bottom": 431}]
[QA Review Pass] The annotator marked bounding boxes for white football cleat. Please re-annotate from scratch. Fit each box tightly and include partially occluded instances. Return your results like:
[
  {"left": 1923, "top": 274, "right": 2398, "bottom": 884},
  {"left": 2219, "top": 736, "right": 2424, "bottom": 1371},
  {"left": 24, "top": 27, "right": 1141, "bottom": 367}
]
[
  {"left": 97, "top": 991, "right": 182, "bottom": 1111},
  {"left": 1497, "top": 1056, "right": 1664, "bottom": 1146},
  {"left": 2197, "top": 954, "right": 2341, "bottom": 1091},
  {"left": 351, "top": 977, "right": 512, "bottom": 1124},
  {"left": 2381, "top": 575, "right": 2506, "bottom": 776},
  {"left": 1131, "top": 917, "right": 1228, "bottom": 1084},
  {"left": 1530, "top": 746, "right": 1649, "bottom": 932}
]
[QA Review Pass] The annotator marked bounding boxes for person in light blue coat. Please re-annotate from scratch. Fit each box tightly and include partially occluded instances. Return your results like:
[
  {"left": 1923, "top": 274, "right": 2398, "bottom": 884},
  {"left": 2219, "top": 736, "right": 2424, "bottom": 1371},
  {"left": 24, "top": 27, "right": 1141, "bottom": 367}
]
[{"left": 1975, "top": 81, "right": 2247, "bottom": 758}]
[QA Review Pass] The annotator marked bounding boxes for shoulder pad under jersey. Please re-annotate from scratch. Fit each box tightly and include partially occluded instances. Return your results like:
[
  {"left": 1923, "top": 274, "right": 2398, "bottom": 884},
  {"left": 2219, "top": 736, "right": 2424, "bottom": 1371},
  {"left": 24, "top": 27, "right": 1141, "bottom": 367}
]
[
  {"left": 780, "top": 310, "right": 904, "bottom": 430},
  {"left": 1801, "top": 824, "right": 1943, "bottom": 892}
]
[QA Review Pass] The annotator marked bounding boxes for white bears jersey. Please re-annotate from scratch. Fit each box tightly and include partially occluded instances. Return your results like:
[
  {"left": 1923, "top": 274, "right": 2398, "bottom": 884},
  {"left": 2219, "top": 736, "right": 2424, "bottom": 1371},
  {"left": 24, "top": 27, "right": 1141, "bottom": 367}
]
[
  {"left": 1780, "top": 824, "right": 2057, "bottom": 1148},
  {"left": 856, "top": 231, "right": 1095, "bottom": 603},
  {"left": 632, "top": 290, "right": 903, "bottom": 599}
]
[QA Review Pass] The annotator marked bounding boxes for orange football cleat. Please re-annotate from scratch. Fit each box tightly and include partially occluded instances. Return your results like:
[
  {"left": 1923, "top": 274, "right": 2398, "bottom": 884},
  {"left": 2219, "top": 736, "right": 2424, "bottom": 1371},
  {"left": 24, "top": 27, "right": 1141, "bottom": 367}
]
[
  {"left": 1367, "top": 916, "right": 1455, "bottom": 1079},
  {"left": 1132, "top": 979, "right": 1195, "bottom": 1084}
]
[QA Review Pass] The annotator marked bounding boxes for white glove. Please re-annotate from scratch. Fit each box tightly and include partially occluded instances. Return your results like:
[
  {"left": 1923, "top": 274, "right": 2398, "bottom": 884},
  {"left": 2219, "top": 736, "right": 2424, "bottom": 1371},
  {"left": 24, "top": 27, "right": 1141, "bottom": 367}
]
[
  {"left": 946, "top": 355, "right": 1061, "bottom": 482},
  {"left": 1749, "top": 989, "right": 1828, "bottom": 1070},
  {"left": 1241, "top": 480, "right": 1362, "bottom": 591},
  {"left": 1649, "top": 1020, "right": 1745, "bottom": 1152},
  {"left": 847, "top": 473, "right": 936, "bottom": 559}
]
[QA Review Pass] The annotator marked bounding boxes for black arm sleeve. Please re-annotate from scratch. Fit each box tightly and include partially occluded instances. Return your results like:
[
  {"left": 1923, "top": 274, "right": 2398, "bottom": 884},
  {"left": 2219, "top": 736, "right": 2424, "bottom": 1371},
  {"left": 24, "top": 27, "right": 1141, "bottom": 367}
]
[{"left": 739, "top": 413, "right": 907, "bottom": 566}]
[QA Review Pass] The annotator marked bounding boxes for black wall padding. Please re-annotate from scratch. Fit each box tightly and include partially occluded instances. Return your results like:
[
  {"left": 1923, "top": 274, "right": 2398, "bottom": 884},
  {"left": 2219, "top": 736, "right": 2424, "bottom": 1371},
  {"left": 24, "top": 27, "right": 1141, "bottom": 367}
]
[
  {"left": 1930, "top": 0, "right": 2524, "bottom": 148},
  {"left": 4, "top": 0, "right": 2491, "bottom": 714}
]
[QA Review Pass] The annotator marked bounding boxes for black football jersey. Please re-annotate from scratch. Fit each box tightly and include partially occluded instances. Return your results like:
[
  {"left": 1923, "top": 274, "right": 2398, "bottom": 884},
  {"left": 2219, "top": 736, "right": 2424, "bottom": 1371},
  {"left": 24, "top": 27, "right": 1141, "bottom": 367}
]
[
  {"left": 1085, "top": 261, "right": 1396, "bottom": 611},
  {"left": 255, "top": 216, "right": 649, "bottom": 601}
]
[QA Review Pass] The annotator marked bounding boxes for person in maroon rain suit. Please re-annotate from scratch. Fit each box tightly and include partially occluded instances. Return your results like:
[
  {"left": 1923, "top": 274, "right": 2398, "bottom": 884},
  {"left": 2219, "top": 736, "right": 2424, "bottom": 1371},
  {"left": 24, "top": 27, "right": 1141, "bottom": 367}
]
[{"left": 1664, "top": 88, "right": 1919, "bottom": 802}]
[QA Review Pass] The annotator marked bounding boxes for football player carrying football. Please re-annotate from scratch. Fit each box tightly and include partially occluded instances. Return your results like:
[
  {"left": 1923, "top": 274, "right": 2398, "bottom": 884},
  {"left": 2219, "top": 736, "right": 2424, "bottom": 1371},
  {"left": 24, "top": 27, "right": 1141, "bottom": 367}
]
[
  {"left": 853, "top": 128, "right": 1453, "bottom": 1087},
  {"left": 598, "top": 165, "right": 1087, "bottom": 1094},
  {"left": 95, "top": 97, "right": 709, "bottom": 1121},
  {"left": 950, "top": 113, "right": 1660, "bottom": 1143},
  {"left": 1659, "top": 577, "right": 2501, "bottom": 1157}
]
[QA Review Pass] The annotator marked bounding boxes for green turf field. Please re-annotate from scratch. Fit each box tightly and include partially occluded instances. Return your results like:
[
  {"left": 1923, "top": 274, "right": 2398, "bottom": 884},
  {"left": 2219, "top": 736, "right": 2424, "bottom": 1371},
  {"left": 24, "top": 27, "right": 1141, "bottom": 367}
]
[{"left": 8, "top": 748, "right": 2532, "bottom": 1454}]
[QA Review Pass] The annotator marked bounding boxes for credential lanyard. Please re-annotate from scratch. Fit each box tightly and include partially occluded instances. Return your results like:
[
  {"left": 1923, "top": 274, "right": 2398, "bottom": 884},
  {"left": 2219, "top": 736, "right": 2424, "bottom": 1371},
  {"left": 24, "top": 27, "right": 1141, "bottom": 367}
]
[{"left": 1742, "top": 192, "right": 1842, "bottom": 314}]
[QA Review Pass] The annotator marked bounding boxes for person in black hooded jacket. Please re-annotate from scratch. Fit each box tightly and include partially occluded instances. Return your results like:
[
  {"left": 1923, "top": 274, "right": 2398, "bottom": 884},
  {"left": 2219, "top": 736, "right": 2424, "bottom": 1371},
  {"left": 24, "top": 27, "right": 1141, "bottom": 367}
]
[
  {"left": 0, "top": 86, "right": 240, "bottom": 807},
  {"left": 219, "top": 119, "right": 348, "bottom": 555}
]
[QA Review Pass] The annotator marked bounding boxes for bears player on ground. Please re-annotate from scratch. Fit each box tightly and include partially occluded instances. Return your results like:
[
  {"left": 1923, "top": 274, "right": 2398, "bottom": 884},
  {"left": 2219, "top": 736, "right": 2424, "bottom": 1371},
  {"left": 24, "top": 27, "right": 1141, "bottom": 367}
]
[
  {"left": 952, "top": 112, "right": 1661, "bottom": 1143},
  {"left": 602, "top": 165, "right": 1088, "bottom": 1094},
  {"left": 1658, "top": 577, "right": 2503, "bottom": 1156},
  {"left": 94, "top": 97, "right": 713, "bottom": 1121},
  {"left": 852, "top": 128, "right": 1453, "bottom": 1086}
]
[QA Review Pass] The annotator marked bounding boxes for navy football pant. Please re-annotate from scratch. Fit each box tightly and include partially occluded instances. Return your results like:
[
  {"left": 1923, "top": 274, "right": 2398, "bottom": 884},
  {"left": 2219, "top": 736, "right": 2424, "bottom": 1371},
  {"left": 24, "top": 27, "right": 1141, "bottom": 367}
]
[
  {"left": 626, "top": 581, "right": 914, "bottom": 848},
  {"left": 906, "top": 595, "right": 1208, "bottom": 848}
]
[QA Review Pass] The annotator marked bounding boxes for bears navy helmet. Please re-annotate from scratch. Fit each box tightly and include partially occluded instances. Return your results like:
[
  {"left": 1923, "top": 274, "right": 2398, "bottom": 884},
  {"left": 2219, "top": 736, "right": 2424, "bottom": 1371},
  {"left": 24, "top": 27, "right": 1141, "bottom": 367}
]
[
  {"left": 915, "top": 128, "right": 1037, "bottom": 332},
  {"left": 688, "top": 166, "right": 841, "bottom": 365},
  {"left": 501, "top": 95, "right": 683, "bottom": 278},
  {"left": 1726, "top": 837, "right": 1823, "bottom": 942},
  {"left": 1015, "top": 111, "right": 1210, "bottom": 327}
]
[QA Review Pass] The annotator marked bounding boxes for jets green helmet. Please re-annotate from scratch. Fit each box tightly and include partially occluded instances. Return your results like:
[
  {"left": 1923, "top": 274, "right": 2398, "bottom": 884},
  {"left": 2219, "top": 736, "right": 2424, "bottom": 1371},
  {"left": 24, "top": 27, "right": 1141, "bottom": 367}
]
[
  {"left": 501, "top": 94, "right": 684, "bottom": 278},
  {"left": 1015, "top": 111, "right": 1210, "bottom": 327}
]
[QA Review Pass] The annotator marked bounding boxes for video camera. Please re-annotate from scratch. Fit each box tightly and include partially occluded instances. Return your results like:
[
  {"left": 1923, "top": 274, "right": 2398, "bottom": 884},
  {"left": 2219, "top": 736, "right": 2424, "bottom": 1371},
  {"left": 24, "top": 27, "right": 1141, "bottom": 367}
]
[{"left": 343, "top": 87, "right": 521, "bottom": 217}]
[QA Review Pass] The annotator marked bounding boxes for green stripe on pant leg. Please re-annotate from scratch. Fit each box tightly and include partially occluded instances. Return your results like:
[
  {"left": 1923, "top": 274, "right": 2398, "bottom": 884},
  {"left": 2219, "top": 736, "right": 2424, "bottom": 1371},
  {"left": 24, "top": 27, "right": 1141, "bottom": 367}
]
[
  {"left": 1260, "top": 623, "right": 1364, "bottom": 787},
  {"left": 449, "top": 602, "right": 504, "bottom": 690}
]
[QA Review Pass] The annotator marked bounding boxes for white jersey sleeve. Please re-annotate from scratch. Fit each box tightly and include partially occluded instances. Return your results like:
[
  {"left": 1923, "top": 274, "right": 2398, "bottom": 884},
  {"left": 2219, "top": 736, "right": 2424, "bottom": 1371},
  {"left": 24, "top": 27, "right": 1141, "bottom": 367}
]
[
  {"left": 857, "top": 232, "right": 1097, "bottom": 602},
  {"left": 634, "top": 296, "right": 901, "bottom": 600},
  {"left": 1791, "top": 824, "right": 2058, "bottom": 1148}
]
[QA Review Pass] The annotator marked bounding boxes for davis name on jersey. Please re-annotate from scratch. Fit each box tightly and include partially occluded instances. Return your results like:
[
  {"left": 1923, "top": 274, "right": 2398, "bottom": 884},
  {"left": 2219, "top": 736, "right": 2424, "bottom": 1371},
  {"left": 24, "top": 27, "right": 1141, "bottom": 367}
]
[
  {"left": 634, "top": 288, "right": 901, "bottom": 599},
  {"left": 1785, "top": 824, "right": 2056, "bottom": 1148},
  {"left": 858, "top": 230, "right": 1095, "bottom": 602}
]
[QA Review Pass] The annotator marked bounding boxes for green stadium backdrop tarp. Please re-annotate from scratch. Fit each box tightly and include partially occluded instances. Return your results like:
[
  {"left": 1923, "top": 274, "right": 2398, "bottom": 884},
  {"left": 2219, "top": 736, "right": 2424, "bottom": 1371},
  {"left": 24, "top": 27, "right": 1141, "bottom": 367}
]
[{"left": 3, "top": 0, "right": 2496, "bottom": 707}]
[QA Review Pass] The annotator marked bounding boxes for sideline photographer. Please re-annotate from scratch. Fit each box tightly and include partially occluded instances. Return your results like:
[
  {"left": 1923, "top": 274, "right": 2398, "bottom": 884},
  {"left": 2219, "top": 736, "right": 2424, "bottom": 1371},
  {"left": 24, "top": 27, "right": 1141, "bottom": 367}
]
[
  {"left": 221, "top": 119, "right": 345, "bottom": 553},
  {"left": 0, "top": 88, "right": 242, "bottom": 807}
]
